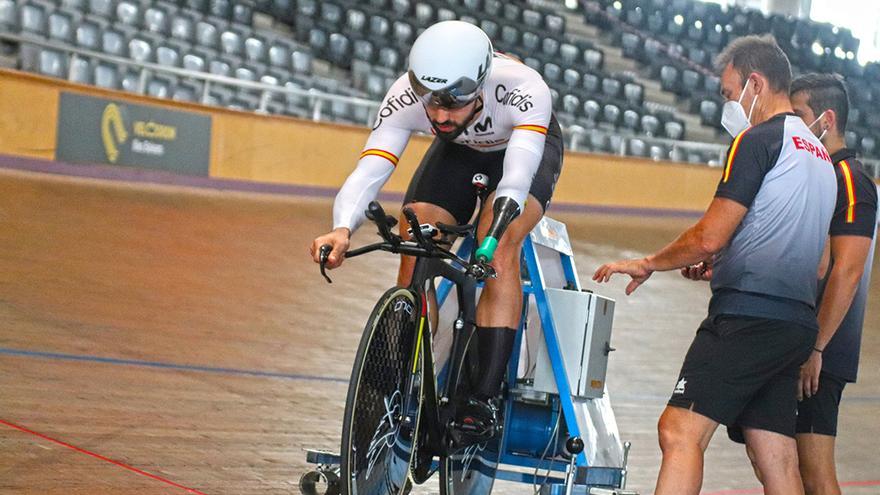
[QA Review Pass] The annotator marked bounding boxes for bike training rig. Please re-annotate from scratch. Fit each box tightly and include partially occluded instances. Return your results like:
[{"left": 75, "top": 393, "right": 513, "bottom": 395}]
[{"left": 303, "top": 200, "right": 637, "bottom": 495}]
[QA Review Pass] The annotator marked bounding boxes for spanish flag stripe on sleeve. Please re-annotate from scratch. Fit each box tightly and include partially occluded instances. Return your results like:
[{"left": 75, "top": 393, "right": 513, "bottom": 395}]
[
  {"left": 839, "top": 160, "right": 857, "bottom": 223},
  {"left": 359, "top": 148, "right": 399, "bottom": 166},
  {"left": 722, "top": 129, "right": 748, "bottom": 183},
  {"left": 513, "top": 124, "right": 548, "bottom": 135}
]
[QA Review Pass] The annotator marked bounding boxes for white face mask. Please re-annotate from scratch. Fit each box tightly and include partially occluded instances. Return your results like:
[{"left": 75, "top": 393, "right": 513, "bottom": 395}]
[
  {"left": 721, "top": 78, "right": 758, "bottom": 138},
  {"left": 808, "top": 110, "right": 828, "bottom": 142}
]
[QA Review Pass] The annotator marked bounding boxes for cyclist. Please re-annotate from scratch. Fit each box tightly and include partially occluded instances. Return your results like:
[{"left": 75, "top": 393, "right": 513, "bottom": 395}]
[{"left": 310, "top": 20, "right": 563, "bottom": 444}]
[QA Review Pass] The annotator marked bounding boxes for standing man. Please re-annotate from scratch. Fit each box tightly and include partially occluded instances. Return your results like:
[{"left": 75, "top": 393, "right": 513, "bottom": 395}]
[
  {"left": 593, "top": 35, "right": 837, "bottom": 495},
  {"left": 788, "top": 73, "right": 877, "bottom": 495}
]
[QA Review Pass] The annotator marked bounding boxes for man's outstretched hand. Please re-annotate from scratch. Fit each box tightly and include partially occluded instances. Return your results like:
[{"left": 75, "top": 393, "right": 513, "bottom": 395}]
[
  {"left": 310, "top": 228, "right": 351, "bottom": 269},
  {"left": 593, "top": 258, "right": 653, "bottom": 295}
]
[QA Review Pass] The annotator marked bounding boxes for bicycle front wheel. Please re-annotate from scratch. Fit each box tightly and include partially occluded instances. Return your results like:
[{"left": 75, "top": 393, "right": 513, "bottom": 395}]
[{"left": 341, "top": 287, "right": 423, "bottom": 495}]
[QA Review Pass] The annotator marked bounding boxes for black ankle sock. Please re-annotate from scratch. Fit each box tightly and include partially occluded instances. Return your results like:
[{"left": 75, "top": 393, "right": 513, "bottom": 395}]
[{"left": 474, "top": 326, "right": 517, "bottom": 399}]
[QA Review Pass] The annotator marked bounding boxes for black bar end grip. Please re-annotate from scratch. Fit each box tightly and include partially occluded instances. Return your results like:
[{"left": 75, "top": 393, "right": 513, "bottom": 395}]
[
  {"left": 367, "top": 201, "right": 395, "bottom": 242},
  {"left": 318, "top": 244, "right": 333, "bottom": 284},
  {"left": 484, "top": 196, "right": 521, "bottom": 243},
  {"left": 402, "top": 207, "right": 429, "bottom": 246}
]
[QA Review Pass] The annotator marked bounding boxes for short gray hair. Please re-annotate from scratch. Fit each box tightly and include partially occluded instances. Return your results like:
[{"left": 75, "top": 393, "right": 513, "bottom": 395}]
[{"left": 714, "top": 34, "right": 792, "bottom": 93}]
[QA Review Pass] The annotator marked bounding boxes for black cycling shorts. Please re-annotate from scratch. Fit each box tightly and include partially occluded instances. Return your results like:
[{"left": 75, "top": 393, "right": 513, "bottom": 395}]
[
  {"left": 795, "top": 371, "right": 847, "bottom": 436},
  {"left": 665, "top": 315, "right": 815, "bottom": 443},
  {"left": 402, "top": 116, "right": 563, "bottom": 225}
]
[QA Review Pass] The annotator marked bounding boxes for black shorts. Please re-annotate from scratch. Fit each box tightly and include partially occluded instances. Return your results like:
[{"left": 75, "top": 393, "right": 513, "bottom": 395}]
[
  {"left": 402, "top": 116, "right": 563, "bottom": 225},
  {"left": 795, "top": 371, "right": 847, "bottom": 436},
  {"left": 666, "top": 315, "right": 815, "bottom": 443}
]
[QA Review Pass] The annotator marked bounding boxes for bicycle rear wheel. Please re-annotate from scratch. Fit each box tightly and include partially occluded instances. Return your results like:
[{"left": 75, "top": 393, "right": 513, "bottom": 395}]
[
  {"left": 439, "top": 406, "right": 503, "bottom": 495},
  {"left": 341, "top": 287, "right": 423, "bottom": 495}
]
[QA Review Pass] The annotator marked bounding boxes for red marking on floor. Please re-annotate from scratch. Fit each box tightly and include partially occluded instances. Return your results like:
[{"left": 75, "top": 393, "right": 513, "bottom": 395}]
[
  {"left": 700, "top": 479, "right": 880, "bottom": 495},
  {"left": 0, "top": 418, "right": 208, "bottom": 494}
]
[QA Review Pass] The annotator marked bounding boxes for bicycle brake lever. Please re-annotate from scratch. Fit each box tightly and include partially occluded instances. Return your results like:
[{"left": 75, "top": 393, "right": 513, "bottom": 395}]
[{"left": 319, "top": 244, "right": 333, "bottom": 284}]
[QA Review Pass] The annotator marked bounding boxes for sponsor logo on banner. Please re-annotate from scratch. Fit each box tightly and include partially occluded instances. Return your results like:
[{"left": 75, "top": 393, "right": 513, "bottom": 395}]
[{"left": 56, "top": 93, "right": 211, "bottom": 176}]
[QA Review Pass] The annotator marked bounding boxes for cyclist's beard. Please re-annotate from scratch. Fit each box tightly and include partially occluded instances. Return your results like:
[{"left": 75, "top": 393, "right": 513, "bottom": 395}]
[{"left": 429, "top": 99, "right": 484, "bottom": 142}]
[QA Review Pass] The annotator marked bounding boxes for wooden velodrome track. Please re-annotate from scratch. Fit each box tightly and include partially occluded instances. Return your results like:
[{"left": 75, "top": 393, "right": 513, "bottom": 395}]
[{"left": 0, "top": 166, "right": 878, "bottom": 494}]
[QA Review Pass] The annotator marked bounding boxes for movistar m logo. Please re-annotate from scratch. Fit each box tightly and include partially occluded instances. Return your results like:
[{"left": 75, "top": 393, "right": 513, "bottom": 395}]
[
  {"left": 420, "top": 75, "right": 447, "bottom": 83},
  {"left": 101, "top": 103, "right": 128, "bottom": 163},
  {"left": 474, "top": 117, "right": 493, "bottom": 133}
]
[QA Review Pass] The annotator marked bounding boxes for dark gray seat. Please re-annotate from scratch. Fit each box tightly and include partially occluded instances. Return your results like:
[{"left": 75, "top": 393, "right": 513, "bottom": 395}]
[
  {"left": 128, "top": 37, "right": 152, "bottom": 63},
  {"left": 368, "top": 14, "right": 390, "bottom": 39},
  {"left": 87, "top": 0, "right": 115, "bottom": 19},
  {"left": 413, "top": 2, "right": 432, "bottom": 26},
  {"left": 640, "top": 114, "right": 660, "bottom": 136},
  {"left": 93, "top": 62, "right": 120, "bottom": 88},
  {"left": 267, "top": 41, "right": 290, "bottom": 68},
  {"left": 319, "top": 2, "right": 342, "bottom": 28},
  {"left": 155, "top": 44, "right": 180, "bottom": 66},
  {"left": 181, "top": 51, "right": 206, "bottom": 71},
  {"left": 38, "top": 48, "right": 67, "bottom": 78},
  {"left": 328, "top": 32, "right": 350, "bottom": 67},
  {"left": 119, "top": 69, "right": 141, "bottom": 93},
  {"left": 208, "top": 58, "right": 232, "bottom": 76},
  {"left": 60, "top": 0, "right": 85, "bottom": 11},
  {"left": 231, "top": 2, "right": 251, "bottom": 24},
  {"left": 545, "top": 14, "right": 564, "bottom": 35},
  {"left": 290, "top": 48, "right": 312, "bottom": 73},
  {"left": 344, "top": 8, "right": 366, "bottom": 34},
  {"left": 541, "top": 37, "right": 559, "bottom": 59},
  {"left": 522, "top": 9, "right": 541, "bottom": 29},
  {"left": 542, "top": 62, "right": 561, "bottom": 84},
  {"left": 479, "top": 19, "right": 498, "bottom": 40},
  {"left": 219, "top": 29, "right": 243, "bottom": 56},
  {"left": 243, "top": 36, "right": 266, "bottom": 64},
  {"left": 208, "top": 0, "right": 231, "bottom": 19},
  {"left": 392, "top": 21, "right": 413, "bottom": 45},
  {"left": 582, "top": 99, "right": 600, "bottom": 121},
  {"left": 20, "top": 3, "right": 47, "bottom": 38},
  {"left": 561, "top": 94, "right": 580, "bottom": 115},
  {"left": 101, "top": 29, "right": 126, "bottom": 56},
  {"left": 146, "top": 75, "right": 175, "bottom": 98},
  {"left": 170, "top": 14, "right": 195, "bottom": 42},
  {"left": 115, "top": 0, "right": 140, "bottom": 26},
  {"left": 194, "top": 19, "right": 218, "bottom": 47},
  {"left": 48, "top": 11, "right": 74, "bottom": 43},
  {"left": 562, "top": 68, "right": 580, "bottom": 88},
  {"left": 482, "top": 0, "right": 500, "bottom": 16},
  {"left": 664, "top": 120, "right": 685, "bottom": 140},
  {"left": 429, "top": 7, "right": 449, "bottom": 22},
  {"left": 583, "top": 48, "right": 603, "bottom": 71},
  {"left": 69, "top": 56, "right": 93, "bottom": 84},
  {"left": 377, "top": 46, "right": 400, "bottom": 71},
  {"left": 390, "top": 0, "right": 411, "bottom": 16},
  {"left": 353, "top": 38, "right": 375, "bottom": 63},
  {"left": 500, "top": 25, "right": 518, "bottom": 47},
  {"left": 1, "top": 0, "right": 18, "bottom": 32},
  {"left": 582, "top": 72, "right": 600, "bottom": 94},
  {"left": 143, "top": 6, "right": 168, "bottom": 34},
  {"left": 75, "top": 20, "right": 101, "bottom": 50},
  {"left": 521, "top": 31, "right": 539, "bottom": 52},
  {"left": 622, "top": 108, "right": 640, "bottom": 132},
  {"left": 522, "top": 57, "right": 540, "bottom": 72},
  {"left": 628, "top": 138, "right": 647, "bottom": 157},
  {"left": 623, "top": 82, "right": 643, "bottom": 106},
  {"left": 601, "top": 77, "right": 622, "bottom": 99}
]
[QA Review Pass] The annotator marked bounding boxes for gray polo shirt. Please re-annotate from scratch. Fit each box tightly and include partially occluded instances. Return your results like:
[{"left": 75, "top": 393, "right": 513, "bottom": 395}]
[
  {"left": 709, "top": 113, "right": 837, "bottom": 330},
  {"left": 818, "top": 148, "right": 878, "bottom": 382}
]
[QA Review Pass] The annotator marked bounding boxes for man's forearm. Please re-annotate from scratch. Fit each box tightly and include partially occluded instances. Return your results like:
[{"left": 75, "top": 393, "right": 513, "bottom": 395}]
[
  {"left": 645, "top": 224, "right": 717, "bottom": 272},
  {"left": 815, "top": 264, "right": 863, "bottom": 349}
]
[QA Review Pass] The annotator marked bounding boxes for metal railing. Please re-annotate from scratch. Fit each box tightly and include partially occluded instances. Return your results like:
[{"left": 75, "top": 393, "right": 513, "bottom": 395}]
[{"left": 2, "top": 32, "right": 878, "bottom": 175}]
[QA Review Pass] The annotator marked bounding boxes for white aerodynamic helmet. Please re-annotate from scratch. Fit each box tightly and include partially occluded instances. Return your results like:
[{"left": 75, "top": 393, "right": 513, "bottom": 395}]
[{"left": 408, "top": 21, "right": 494, "bottom": 108}]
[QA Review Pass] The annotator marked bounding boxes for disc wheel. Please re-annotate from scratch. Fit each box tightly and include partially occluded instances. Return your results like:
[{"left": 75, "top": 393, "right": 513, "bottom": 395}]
[{"left": 341, "top": 288, "right": 423, "bottom": 495}]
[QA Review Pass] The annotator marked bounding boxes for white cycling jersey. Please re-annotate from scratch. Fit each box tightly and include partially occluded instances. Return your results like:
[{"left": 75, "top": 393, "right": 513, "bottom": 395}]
[{"left": 333, "top": 54, "right": 554, "bottom": 232}]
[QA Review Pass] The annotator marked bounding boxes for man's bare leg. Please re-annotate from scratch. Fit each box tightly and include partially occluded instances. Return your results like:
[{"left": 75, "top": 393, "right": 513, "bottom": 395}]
[
  {"left": 797, "top": 433, "right": 840, "bottom": 495},
  {"left": 474, "top": 192, "right": 544, "bottom": 328},
  {"left": 743, "top": 427, "right": 805, "bottom": 495},
  {"left": 654, "top": 406, "right": 719, "bottom": 495},
  {"left": 397, "top": 202, "right": 457, "bottom": 287}
]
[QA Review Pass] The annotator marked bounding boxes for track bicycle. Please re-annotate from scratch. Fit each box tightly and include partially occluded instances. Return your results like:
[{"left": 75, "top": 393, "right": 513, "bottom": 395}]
[{"left": 318, "top": 193, "right": 513, "bottom": 495}]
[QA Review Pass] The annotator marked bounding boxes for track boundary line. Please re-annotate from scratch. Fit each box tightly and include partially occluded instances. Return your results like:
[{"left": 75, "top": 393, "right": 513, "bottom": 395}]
[
  {"left": 0, "top": 347, "right": 348, "bottom": 383},
  {"left": 0, "top": 418, "right": 209, "bottom": 494}
]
